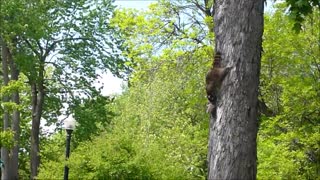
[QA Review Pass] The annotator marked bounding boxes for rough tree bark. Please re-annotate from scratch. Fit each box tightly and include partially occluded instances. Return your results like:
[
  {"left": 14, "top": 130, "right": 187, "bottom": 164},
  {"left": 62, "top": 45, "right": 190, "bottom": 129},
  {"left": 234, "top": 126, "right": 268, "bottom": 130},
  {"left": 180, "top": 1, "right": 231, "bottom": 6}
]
[{"left": 207, "top": 0, "right": 264, "bottom": 179}]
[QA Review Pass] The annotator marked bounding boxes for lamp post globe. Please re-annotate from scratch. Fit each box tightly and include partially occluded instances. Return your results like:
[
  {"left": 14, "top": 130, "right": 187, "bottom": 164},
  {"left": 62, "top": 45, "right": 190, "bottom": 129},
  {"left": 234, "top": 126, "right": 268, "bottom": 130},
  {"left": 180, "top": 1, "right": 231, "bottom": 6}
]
[
  {"left": 63, "top": 116, "right": 76, "bottom": 180},
  {"left": 64, "top": 116, "right": 76, "bottom": 130}
]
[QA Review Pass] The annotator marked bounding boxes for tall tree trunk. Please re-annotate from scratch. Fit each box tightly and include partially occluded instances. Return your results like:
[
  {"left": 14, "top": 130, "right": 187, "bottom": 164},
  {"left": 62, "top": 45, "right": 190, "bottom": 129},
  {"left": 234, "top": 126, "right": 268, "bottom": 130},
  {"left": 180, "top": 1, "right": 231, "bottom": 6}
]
[
  {"left": 207, "top": 0, "right": 264, "bottom": 179},
  {"left": 1, "top": 39, "right": 12, "bottom": 180},
  {"left": 30, "top": 59, "right": 45, "bottom": 179},
  {"left": 30, "top": 84, "right": 40, "bottom": 179},
  {"left": 9, "top": 50, "right": 20, "bottom": 180}
]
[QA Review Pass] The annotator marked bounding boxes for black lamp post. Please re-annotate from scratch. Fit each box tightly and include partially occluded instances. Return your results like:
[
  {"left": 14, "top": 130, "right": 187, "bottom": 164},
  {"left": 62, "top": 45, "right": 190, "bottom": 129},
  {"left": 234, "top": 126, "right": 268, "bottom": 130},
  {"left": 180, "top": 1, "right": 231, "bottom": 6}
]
[{"left": 63, "top": 116, "right": 76, "bottom": 180}]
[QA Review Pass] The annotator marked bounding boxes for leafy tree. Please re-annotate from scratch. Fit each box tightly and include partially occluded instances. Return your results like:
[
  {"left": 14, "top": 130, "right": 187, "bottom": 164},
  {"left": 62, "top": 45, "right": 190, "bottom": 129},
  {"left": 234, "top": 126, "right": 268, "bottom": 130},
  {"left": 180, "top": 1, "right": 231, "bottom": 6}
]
[
  {"left": 285, "top": 0, "right": 320, "bottom": 31},
  {"left": 38, "top": 49, "right": 211, "bottom": 179},
  {"left": 29, "top": 1, "right": 320, "bottom": 179},
  {"left": 0, "top": 35, "right": 21, "bottom": 179},
  {"left": 39, "top": 1, "right": 212, "bottom": 178},
  {"left": 258, "top": 5, "right": 320, "bottom": 179},
  {"left": 0, "top": 65, "right": 31, "bottom": 179},
  {"left": 71, "top": 95, "right": 115, "bottom": 143},
  {"left": 1, "top": 0, "right": 127, "bottom": 178}
]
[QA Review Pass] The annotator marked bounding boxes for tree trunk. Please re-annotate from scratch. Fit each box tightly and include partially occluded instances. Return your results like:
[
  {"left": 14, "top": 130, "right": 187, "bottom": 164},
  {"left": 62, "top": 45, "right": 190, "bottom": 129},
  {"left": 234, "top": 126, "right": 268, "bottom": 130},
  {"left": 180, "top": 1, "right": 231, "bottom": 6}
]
[
  {"left": 1, "top": 39, "right": 12, "bottom": 180},
  {"left": 9, "top": 50, "right": 20, "bottom": 180},
  {"left": 30, "top": 60, "right": 45, "bottom": 179},
  {"left": 1, "top": 38, "right": 21, "bottom": 180},
  {"left": 207, "top": 0, "right": 264, "bottom": 179},
  {"left": 30, "top": 83, "right": 40, "bottom": 179}
]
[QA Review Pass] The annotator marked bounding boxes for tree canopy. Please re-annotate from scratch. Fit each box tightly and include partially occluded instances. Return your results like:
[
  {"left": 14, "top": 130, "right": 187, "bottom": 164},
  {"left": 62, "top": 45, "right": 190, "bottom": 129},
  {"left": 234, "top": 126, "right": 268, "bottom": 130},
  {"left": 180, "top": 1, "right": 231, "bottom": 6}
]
[{"left": 1, "top": 0, "right": 319, "bottom": 179}]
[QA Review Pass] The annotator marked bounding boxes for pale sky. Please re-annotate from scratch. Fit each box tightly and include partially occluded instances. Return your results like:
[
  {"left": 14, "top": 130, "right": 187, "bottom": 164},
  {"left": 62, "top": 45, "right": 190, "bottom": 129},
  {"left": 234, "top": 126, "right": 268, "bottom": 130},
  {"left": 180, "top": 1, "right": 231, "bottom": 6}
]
[
  {"left": 115, "top": 0, "right": 155, "bottom": 9},
  {"left": 97, "top": 1, "right": 154, "bottom": 96}
]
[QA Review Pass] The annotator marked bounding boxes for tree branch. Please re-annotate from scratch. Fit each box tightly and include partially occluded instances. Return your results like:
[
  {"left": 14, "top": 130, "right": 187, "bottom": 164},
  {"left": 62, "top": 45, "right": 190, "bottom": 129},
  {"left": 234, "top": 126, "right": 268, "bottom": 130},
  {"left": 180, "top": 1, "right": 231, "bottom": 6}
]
[
  {"left": 24, "top": 39, "right": 41, "bottom": 59},
  {"left": 44, "top": 37, "right": 93, "bottom": 58}
]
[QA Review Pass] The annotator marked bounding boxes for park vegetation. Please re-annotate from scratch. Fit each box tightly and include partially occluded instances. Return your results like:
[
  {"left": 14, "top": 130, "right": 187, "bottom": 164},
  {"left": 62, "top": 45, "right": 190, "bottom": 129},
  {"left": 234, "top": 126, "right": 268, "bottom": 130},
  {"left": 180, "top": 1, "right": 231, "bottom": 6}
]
[{"left": 0, "top": 0, "right": 319, "bottom": 179}]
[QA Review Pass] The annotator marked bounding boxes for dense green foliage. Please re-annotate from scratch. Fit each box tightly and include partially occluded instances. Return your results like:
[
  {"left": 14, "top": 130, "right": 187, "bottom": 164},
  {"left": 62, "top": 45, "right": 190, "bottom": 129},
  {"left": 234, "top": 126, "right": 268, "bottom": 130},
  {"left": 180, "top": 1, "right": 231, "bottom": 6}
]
[
  {"left": 37, "top": 2, "right": 320, "bottom": 180},
  {"left": 1, "top": 0, "right": 319, "bottom": 179},
  {"left": 258, "top": 5, "right": 320, "bottom": 179},
  {"left": 1, "top": 0, "right": 128, "bottom": 178},
  {"left": 0, "top": 131, "right": 14, "bottom": 148},
  {"left": 285, "top": 0, "right": 320, "bottom": 31},
  {"left": 38, "top": 1, "right": 212, "bottom": 179}
]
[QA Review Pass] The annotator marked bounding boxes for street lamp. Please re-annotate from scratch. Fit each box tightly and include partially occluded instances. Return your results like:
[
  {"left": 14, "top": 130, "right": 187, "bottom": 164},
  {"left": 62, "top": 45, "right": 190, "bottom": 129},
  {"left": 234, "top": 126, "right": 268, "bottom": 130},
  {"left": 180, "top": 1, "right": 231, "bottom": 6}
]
[{"left": 63, "top": 116, "right": 76, "bottom": 180}]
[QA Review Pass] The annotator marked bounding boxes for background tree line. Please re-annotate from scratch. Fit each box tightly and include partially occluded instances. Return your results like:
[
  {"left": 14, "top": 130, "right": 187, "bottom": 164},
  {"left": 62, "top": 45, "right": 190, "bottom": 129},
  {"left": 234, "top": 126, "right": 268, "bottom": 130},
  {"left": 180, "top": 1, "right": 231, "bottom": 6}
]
[{"left": 0, "top": 0, "right": 319, "bottom": 179}]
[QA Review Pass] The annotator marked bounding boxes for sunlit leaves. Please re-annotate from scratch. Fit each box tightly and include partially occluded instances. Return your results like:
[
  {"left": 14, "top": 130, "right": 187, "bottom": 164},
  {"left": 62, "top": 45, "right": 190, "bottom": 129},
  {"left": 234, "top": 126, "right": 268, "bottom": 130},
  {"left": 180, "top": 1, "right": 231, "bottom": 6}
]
[
  {"left": 31, "top": 1, "right": 320, "bottom": 179},
  {"left": 258, "top": 7, "right": 320, "bottom": 179},
  {"left": 38, "top": 0, "right": 212, "bottom": 178},
  {"left": 0, "top": 131, "right": 14, "bottom": 148}
]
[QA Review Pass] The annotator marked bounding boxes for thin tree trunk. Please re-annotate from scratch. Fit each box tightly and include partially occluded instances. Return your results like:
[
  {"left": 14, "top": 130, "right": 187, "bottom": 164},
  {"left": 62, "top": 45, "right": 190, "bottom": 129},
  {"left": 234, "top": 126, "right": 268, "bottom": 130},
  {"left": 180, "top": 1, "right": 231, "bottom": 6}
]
[
  {"left": 30, "top": 59, "right": 45, "bottom": 179},
  {"left": 30, "top": 83, "right": 40, "bottom": 179},
  {"left": 1, "top": 39, "right": 12, "bottom": 180},
  {"left": 207, "top": 0, "right": 264, "bottom": 179},
  {"left": 9, "top": 49, "right": 20, "bottom": 180}
]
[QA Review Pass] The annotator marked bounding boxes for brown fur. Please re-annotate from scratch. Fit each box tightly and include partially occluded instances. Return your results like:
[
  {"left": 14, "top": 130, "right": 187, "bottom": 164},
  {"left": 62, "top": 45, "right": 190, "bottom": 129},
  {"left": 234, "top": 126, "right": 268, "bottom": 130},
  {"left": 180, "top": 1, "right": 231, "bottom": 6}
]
[{"left": 205, "top": 52, "right": 230, "bottom": 113}]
